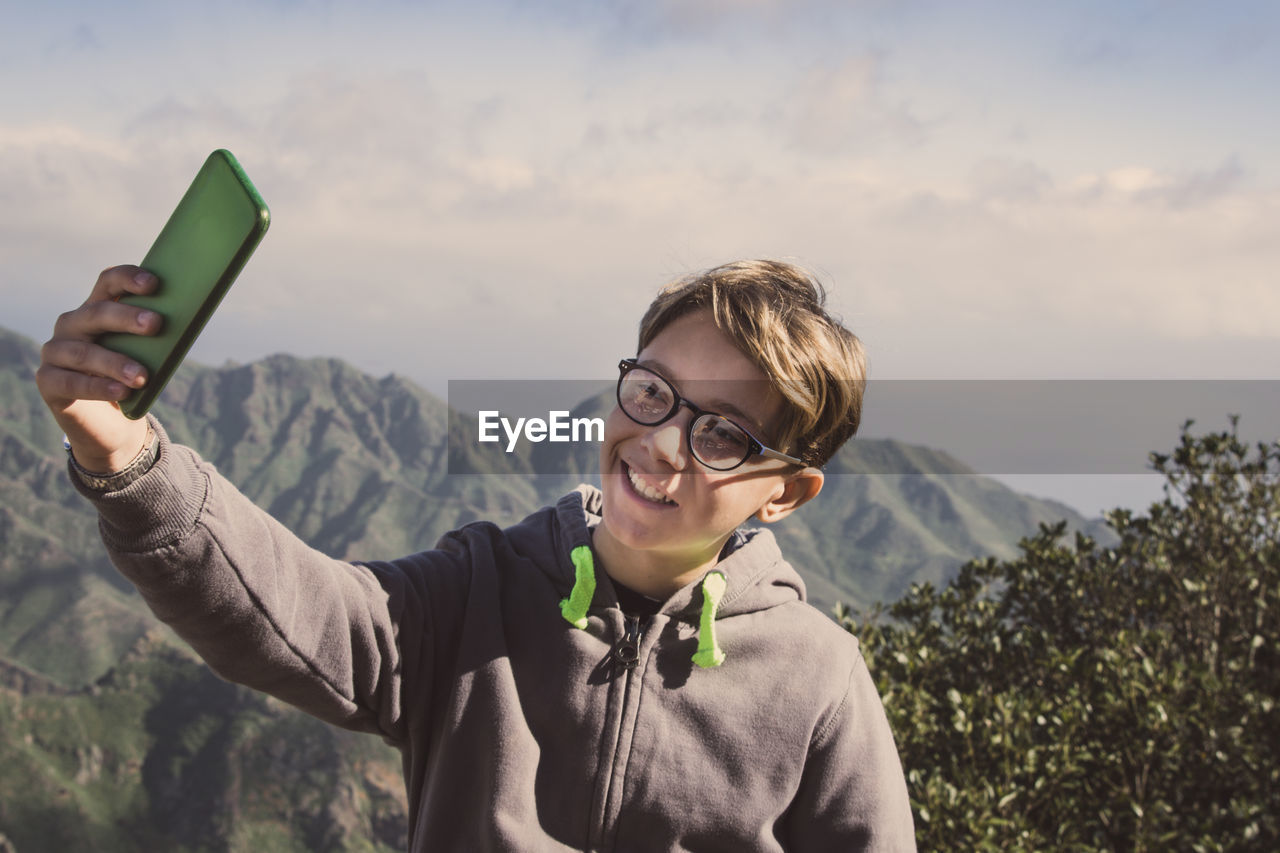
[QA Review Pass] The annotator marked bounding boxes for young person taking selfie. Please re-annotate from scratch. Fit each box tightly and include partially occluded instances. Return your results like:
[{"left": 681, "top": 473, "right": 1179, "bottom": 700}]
[{"left": 36, "top": 259, "right": 915, "bottom": 851}]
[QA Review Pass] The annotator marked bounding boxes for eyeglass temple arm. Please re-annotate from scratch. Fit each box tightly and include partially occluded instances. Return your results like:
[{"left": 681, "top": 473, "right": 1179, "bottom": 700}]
[{"left": 758, "top": 446, "right": 807, "bottom": 467}]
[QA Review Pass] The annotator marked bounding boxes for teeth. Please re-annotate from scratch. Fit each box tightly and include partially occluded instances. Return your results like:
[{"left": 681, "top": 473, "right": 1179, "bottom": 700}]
[{"left": 627, "top": 465, "right": 674, "bottom": 504}]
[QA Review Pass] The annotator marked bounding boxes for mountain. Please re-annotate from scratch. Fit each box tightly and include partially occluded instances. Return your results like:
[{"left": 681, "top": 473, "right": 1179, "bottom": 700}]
[
  {"left": 0, "top": 325, "right": 1112, "bottom": 850},
  {"left": 0, "top": 630, "right": 406, "bottom": 852},
  {"left": 0, "top": 325, "right": 1114, "bottom": 682}
]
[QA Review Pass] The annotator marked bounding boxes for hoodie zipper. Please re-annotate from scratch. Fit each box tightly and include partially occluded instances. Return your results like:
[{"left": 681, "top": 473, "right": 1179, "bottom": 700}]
[
  {"left": 591, "top": 614, "right": 646, "bottom": 851},
  {"left": 613, "top": 616, "right": 641, "bottom": 671}
]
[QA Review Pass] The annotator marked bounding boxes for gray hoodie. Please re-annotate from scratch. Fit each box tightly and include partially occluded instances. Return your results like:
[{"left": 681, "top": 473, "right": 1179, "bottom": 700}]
[{"left": 77, "top": 419, "right": 916, "bottom": 852}]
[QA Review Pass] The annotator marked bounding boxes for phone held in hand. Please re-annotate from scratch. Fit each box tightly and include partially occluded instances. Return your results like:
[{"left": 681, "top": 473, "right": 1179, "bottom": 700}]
[{"left": 99, "top": 149, "right": 270, "bottom": 419}]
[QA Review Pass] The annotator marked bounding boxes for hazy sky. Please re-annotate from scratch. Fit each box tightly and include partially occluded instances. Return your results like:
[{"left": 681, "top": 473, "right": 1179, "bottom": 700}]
[{"left": 3, "top": 0, "right": 1277, "bottom": 514}]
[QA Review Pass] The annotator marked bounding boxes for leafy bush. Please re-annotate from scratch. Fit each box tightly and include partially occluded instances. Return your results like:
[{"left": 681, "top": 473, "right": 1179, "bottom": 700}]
[{"left": 842, "top": 418, "right": 1280, "bottom": 852}]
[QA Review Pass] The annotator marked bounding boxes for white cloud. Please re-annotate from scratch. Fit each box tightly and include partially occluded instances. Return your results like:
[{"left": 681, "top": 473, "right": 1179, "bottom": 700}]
[
  {"left": 1, "top": 2, "right": 1277, "bottom": 393},
  {"left": 780, "top": 55, "right": 932, "bottom": 157},
  {"left": 583, "top": 0, "right": 861, "bottom": 41},
  {"left": 969, "top": 157, "right": 1053, "bottom": 203},
  {"left": 0, "top": 124, "right": 138, "bottom": 244},
  {"left": 1067, "top": 159, "right": 1246, "bottom": 209}
]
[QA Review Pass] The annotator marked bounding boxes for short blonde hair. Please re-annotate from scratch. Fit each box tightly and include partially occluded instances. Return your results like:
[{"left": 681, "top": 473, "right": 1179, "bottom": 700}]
[{"left": 637, "top": 260, "right": 866, "bottom": 468}]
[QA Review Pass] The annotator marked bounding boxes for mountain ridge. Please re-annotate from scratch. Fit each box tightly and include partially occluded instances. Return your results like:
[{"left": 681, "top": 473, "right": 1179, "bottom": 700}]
[
  {"left": 0, "top": 324, "right": 1118, "bottom": 850},
  {"left": 0, "top": 323, "right": 1110, "bottom": 687}
]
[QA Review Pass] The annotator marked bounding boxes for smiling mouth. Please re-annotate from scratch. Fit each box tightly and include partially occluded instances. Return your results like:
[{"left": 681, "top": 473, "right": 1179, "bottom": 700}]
[{"left": 624, "top": 462, "right": 676, "bottom": 506}]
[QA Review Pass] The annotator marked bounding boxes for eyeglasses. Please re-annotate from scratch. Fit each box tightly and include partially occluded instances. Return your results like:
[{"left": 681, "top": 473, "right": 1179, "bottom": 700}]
[{"left": 616, "top": 358, "right": 806, "bottom": 471}]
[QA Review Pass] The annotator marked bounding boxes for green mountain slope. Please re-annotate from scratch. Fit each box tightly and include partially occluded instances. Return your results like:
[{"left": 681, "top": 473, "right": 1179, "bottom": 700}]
[{"left": 0, "top": 631, "right": 405, "bottom": 853}]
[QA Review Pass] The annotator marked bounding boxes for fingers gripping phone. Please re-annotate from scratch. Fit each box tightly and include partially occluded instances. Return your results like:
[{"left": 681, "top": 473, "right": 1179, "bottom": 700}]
[{"left": 100, "top": 149, "right": 270, "bottom": 419}]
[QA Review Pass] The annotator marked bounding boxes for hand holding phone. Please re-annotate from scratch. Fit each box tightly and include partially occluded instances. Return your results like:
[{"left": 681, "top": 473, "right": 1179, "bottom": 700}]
[{"left": 99, "top": 149, "right": 270, "bottom": 418}]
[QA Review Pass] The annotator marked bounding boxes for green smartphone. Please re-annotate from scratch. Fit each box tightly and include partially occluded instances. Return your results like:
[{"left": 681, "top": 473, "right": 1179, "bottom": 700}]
[{"left": 100, "top": 149, "right": 270, "bottom": 419}]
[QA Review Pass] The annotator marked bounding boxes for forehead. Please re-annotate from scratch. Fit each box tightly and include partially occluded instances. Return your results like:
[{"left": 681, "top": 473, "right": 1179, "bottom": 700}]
[{"left": 636, "top": 310, "right": 783, "bottom": 436}]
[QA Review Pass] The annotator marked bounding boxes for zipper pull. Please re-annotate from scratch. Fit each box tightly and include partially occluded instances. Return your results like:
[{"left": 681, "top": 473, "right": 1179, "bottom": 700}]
[{"left": 613, "top": 617, "right": 641, "bottom": 670}]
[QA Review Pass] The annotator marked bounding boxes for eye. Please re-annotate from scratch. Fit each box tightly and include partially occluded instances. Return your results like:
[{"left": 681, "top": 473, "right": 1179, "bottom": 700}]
[
  {"left": 694, "top": 417, "right": 749, "bottom": 458},
  {"left": 638, "top": 381, "right": 663, "bottom": 401},
  {"left": 622, "top": 372, "right": 674, "bottom": 418}
]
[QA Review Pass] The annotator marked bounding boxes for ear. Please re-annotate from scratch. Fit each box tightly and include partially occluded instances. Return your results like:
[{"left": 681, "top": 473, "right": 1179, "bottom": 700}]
[{"left": 755, "top": 467, "right": 824, "bottom": 524}]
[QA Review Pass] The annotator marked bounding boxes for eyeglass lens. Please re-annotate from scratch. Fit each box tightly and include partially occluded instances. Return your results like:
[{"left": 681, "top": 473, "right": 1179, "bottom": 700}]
[{"left": 618, "top": 368, "right": 753, "bottom": 469}]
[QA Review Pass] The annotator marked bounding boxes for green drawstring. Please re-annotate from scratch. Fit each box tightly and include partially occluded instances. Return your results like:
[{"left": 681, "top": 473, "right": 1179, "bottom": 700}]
[
  {"left": 692, "top": 570, "right": 728, "bottom": 668},
  {"left": 561, "top": 547, "right": 726, "bottom": 669},
  {"left": 560, "top": 545, "right": 596, "bottom": 629}
]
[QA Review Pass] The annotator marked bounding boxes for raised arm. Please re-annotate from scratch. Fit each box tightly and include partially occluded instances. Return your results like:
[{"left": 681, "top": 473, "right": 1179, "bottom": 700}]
[{"left": 35, "top": 265, "right": 437, "bottom": 743}]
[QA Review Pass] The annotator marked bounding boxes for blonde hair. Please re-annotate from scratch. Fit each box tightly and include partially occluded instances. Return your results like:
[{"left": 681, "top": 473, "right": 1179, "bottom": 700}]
[{"left": 637, "top": 260, "right": 866, "bottom": 468}]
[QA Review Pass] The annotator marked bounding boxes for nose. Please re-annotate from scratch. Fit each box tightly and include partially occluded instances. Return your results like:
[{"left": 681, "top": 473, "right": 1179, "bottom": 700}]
[{"left": 639, "top": 406, "right": 690, "bottom": 470}]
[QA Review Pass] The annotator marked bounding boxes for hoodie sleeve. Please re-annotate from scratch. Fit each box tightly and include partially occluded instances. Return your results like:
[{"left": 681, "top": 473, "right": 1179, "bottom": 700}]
[
  {"left": 783, "top": 651, "right": 917, "bottom": 852},
  {"left": 72, "top": 417, "right": 443, "bottom": 744}
]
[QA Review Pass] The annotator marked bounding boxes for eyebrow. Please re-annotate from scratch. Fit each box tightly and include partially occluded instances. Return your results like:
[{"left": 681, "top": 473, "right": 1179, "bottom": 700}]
[{"left": 637, "top": 357, "right": 774, "bottom": 439}]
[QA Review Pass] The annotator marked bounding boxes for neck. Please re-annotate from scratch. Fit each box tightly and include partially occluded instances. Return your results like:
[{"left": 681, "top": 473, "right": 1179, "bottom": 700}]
[{"left": 591, "top": 525, "right": 729, "bottom": 599}]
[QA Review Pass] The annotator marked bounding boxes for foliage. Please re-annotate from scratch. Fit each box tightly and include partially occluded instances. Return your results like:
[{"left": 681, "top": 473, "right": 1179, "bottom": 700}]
[{"left": 841, "top": 418, "right": 1280, "bottom": 852}]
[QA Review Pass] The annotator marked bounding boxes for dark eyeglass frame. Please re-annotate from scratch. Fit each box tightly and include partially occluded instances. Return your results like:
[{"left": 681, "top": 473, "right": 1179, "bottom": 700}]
[{"left": 616, "top": 358, "right": 807, "bottom": 471}]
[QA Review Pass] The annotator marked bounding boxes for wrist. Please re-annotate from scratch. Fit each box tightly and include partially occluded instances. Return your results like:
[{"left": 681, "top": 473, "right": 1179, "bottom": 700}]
[
  {"left": 66, "top": 423, "right": 160, "bottom": 491},
  {"left": 62, "top": 415, "right": 151, "bottom": 474}
]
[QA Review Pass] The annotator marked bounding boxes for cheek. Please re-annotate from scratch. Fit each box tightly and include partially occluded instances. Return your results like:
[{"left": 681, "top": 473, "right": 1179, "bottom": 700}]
[
  {"left": 600, "top": 406, "right": 628, "bottom": 466},
  {"left": 702, "top": 472, "right": 777, "bottom": 518},
  {"left": 603, "top": 406, "right": 632, "bottom": 447}
]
